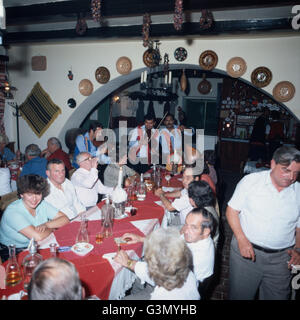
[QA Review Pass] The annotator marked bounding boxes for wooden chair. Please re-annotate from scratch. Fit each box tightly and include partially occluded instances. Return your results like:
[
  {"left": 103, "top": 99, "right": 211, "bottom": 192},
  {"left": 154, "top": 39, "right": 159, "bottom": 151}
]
[{"left": 0, "top": 191, "right": 18, "bottom": 213}]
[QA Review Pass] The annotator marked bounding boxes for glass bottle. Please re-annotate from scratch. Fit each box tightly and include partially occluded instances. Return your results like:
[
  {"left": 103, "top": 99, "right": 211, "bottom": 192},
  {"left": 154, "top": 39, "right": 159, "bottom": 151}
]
[
  {"left": 22, "top": 239, "right": 43, "bottom": 290},
  {"left": 76, "top": 218, "right": 89, "bottom": 243},
  {"left": 5, "top": 244, "right": 22, "bottom": 287},
  {"left": 136, "top": 173, "right": 146, "bottom": 201},
  {"left": 100, "top": 198, "right": 114, "bottom": 238}
]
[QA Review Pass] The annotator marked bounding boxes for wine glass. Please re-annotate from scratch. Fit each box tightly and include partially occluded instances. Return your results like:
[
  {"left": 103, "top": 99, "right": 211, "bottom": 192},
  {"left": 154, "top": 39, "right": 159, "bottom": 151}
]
[{"left": 165, "top": 174, "right": 171, "bottom": 186}]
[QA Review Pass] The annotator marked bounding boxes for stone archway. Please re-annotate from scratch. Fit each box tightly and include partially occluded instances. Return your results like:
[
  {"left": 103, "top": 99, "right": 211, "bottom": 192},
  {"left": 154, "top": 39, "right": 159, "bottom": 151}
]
[{"left": 59, "top": 63, "right": 298, "bottom": 146}]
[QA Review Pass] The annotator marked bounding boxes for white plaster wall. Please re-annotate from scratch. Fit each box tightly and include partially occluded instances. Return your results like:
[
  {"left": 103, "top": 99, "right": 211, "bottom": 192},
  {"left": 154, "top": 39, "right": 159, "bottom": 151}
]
[{"left": 4, "top": 33, "right": 300, "bottom": 152}]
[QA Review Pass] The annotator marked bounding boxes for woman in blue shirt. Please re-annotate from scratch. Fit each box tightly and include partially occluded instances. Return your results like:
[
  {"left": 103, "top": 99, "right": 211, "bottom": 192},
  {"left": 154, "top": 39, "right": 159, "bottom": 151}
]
[{"left": 0, "top": 174, "right": 69, "bottom": 262}]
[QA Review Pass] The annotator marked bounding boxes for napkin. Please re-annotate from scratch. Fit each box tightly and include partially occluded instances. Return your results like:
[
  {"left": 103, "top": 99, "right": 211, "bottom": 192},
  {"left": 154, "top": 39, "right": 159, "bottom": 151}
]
[
  {"left": 162, "top": 186, "right": 174, "bottom": 192},
  {"left": 7, "top": 290, "right": 27, "bottom": 300},
  {"left": 102, "top": 250, "right": 139, "bottom": 274},
  {"left": 38, "top": 232, "right": 59, "bottom": 249},
  {"left": 130, "top": 218, "right": 159, "bottom": 236}
]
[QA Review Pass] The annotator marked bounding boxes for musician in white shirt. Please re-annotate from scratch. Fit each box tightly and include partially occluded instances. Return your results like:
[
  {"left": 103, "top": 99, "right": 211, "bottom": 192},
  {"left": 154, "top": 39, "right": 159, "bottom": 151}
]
[{"left": 71, "top": 152, "right": 113, "bottom": 208}]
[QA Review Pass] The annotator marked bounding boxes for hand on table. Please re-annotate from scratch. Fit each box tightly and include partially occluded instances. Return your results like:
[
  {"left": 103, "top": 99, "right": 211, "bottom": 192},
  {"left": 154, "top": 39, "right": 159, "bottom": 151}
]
[
  {"left": 121, "top": 232, "right": 144, "bottom": 244},
  {"left": 114, "top": 250, "right": 130, "bottom": 267}
]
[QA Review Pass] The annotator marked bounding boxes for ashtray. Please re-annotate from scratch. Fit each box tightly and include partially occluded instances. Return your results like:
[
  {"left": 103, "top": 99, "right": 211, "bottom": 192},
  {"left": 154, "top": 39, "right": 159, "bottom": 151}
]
[{"left": 71, "top": 242, "right": 94, "bottom": 256}]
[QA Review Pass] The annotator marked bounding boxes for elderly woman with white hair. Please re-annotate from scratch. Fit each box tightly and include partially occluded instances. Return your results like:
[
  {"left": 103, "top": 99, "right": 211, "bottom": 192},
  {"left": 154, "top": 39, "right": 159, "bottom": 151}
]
[{"left": 114, "top": 227, "right": 200, "bottom": 300}]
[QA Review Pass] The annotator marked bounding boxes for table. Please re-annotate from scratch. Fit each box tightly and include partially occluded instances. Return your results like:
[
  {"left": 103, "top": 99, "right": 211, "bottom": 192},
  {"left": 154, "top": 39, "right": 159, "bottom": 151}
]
[{"left": 0, "top": 168, "right": 184, "bottom": 300}]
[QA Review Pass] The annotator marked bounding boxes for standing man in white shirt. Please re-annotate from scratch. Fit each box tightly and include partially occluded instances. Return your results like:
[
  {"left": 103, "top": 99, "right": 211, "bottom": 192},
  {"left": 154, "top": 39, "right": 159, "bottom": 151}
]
[
  {"left": 71, "top": 152, "right": 113, "bottom": 208},
  {"left": 45, "top": 159, "right": 86, "bottom": 220},
  {"left": 128, "top": 114, "right": 159, "bottom": 174},
  {"left": 159, "top": 113, "right": 193, "bottom": 165},
  {"left": 226, "top": 146, "right": 300, "bottom": 300}
]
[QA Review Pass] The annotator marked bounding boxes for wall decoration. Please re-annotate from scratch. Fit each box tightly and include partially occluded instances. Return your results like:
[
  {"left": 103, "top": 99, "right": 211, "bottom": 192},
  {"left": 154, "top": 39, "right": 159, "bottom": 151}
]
[
  {"left": 95, "top": 66, "right": 110, "bottom": 84},
  {"left": 174, "top": 47, "right": 187, "bottom": 62},
  {"left": 142, "top": 13, "right": 151, "bottom": 47},
  {"left": 180, "top": 69, "right": 187, "bottom": 92},
  {"left": 116, "top": 56, "right": 132, "bottom": 75},
  {"left": 197, "top": 74, "right": 211, "bottom": 94},
  {"left": 31, "top": 56, "right": 47, "bottom": 71},
  {"left": 19, "top": 82, "right": 61, "bottom": 138},
  {"left": 91, "top": 0, "right": 101, "bottom": 22},
  {"left": 67, "top": 70, "right": 73, "bottom": 80},
  {"left": 226, "top": 57, "right": 247, "bottom": 78},
  {"left": 143, "top": 48, "right": 160, "bottom": 68},
  {"left": 174, "top": 0, "right": 183, "bottom": 31},
  {"left": 75, "top": 14, "right": 87, "bottom": 35},
  {"left": 273, "top": 81, "right": 295, "bottom": 102},
  {"left": 67, "top": 98, "right": 76, "bottom": 108},
  {"left": 199, "top": 50, "right": 218, "bottom": 70},
  {"left": 251, "top": 66, "right": 272, "bottom": 88},
  {"left": 199, "top": 9, "right": 214, "bottom": 30},
  {"left": 79, "top": 79, "right": 93, "bottom": 96}
]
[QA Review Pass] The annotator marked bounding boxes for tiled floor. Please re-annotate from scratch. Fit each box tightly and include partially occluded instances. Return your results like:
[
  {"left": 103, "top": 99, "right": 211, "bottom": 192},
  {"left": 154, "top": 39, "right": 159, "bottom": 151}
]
[{"left": 209, "top": 170, "right": 243, "bottom": 300}]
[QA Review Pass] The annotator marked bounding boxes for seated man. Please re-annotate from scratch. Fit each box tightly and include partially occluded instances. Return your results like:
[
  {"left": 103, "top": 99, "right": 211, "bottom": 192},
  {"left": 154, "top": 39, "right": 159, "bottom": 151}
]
[
  {"left": 44, "top": 159, "right": 86, "bottom": 220},
  {"left": 104, "top": 153, "right": 139, "bottom": 188},
  {"left": 154, "top": 164, "right": 215, "bottom": 226},
  {"left": 41, "top": 137, "right": 72, "bottom": 174},
  {"left": 20, "top": 144, "right": 48, "bottom": 178},
  {"left": 0, "top": 175, "right": 69, "bottom": 262},
  {"left": 71, "top": 152, "right": 114, "bottom": 208},
  {"left": 28, "top": 258, "right": 83, "bottom": 300},
  {"left": 0, "top": 133, "right": 16, "bottom": 162}
]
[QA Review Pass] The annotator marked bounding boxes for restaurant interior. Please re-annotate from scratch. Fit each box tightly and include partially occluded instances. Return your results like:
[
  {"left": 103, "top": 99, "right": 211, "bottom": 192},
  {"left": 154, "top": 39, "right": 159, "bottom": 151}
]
[{"left": 0, "top": 0, "right": 299, "bottom": 301}]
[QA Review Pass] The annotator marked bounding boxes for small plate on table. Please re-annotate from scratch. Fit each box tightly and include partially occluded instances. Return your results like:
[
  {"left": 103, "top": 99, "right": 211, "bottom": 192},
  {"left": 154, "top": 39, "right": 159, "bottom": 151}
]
[{"left": 71, "top": 242, "right": 94, "bottom": 256}]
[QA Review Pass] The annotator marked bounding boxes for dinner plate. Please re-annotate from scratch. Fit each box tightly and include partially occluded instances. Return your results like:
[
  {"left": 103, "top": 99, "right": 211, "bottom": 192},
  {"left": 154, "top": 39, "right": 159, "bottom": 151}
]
[
  {"left": 226, "top": 57, "right": 247, "bottom": 78},
  {"left": 95, "top": 66, "right": 110, "bottom": 84},
  {"left": 199, "top": 50, "right": 218, "bottom": 70},
  {"left": 78, "top": 79, "right": 93, "bottom": 96},
  {"left": 116, "top": 56, "right": 132, "bottom": 75},
  {"left": 272, "top": 81, "right": 295, "bottom": 102},
  {"left": 71, "top": 242, "right": 94, "bottom": 256},
  {"left": 251, "top": 66, "right": 272, "bottom": 88}
]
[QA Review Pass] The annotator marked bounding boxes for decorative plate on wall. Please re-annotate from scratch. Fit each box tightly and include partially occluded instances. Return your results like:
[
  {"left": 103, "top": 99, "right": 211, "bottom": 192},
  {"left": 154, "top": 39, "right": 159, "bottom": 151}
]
[
  {"left": 197, "top": 74, "right": 212, "bottom": 94},
  {"left": 95, "top": 66, "right": 110, "bottom": 84},
  {"left": 251, "top": 67, "right": 272, "bottom": 88},
  {"left": 143, "top": 49, "right": 160, "bottom": 68},
  {"left": 116, "top": 56, "right": 132, "bottom": 75},
  {"left": 226, "top": 57, "right": 247, "bottom": 78},
  {"left": 78, "top": 79, "right": 93, "bottom": 96},
  {"left": 273, "top": 81, "right": 295, "bottom": 102},
  {"left": 174, "top": 47, "right": 187, "bottom": 62},
  {"left": 199, "top": 50, "right": 218, "bottom": 70},
  {"left": 67, "top": 98, "right": 77, "bottom": 108}
]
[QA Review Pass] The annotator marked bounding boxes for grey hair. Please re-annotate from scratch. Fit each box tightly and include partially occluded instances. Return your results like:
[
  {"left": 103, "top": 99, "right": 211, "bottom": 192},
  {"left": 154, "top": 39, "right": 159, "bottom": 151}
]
[
  {"left": 28, "top": 258, "right": 82, "bottom": 300},
  {"left": 0, "top": 133, "right": 8, "bottom": 145},
  {"left": 25, "top": 144, "right": 41, "bottom": 157},
  {"left": 144, "top": 227, "right": 192, "bottom": 291},
  {"left": 272, "top": 146, "right": 300, "bottom": 165},
  {"left": 76, "top": 152, "right": 90, "bottom": 165},
  {"left": 48, "top": 137, "right": 61, "bottom": 148}
]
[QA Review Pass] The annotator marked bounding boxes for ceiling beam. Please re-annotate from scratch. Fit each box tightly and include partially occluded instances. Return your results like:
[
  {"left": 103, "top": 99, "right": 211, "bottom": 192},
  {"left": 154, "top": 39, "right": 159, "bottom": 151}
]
[
  {"left": 3, "top": 18, "right": 294, "bottom": 45},
  {"left": 6, "top": 0, "right": 297, "bottom": 24}
]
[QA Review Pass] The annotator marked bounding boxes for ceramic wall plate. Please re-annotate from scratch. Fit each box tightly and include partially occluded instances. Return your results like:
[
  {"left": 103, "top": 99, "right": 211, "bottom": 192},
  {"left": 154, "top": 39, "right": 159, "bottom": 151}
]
[
  {"left": 174, "top": 47, "right": 187, "bottom": 62},
  {"left": 199, "top": 50, "right": 218, "bottom": 70},
  {"left": 95, "top": 66, "right": 110, "bottom": 84},
  {"left": 226, "top": 57, "right": 247, "bottom": 78},
  {"left": 197, "top": 74, "right": 211, "bottom": 94},
  {"left": 273, "top": 81, "right": 295, "bottom": 102},
  {"left": 251, "top": 67, "right": 272, "bottom": 88},
  {"left": 116, "top": 56, "right": 132, "bottom": 75},
  {"left": 78, "top": 79, "right": 93, "bottom": 96},
  {"left": 143, "top": 49, "right": 160, "bottom": 68},
  {"left": 67, "top": 98, "right": 77, "bottom": 108}
]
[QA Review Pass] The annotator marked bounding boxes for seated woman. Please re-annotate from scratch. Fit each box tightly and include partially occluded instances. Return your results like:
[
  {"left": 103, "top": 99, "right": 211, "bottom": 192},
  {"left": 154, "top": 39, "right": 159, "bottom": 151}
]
[
  {"left": 114, "top": 227, "right": 200, "bottom": 300},
  {"left": 0, "top": 174, "right": 69, "bottom": 262}
]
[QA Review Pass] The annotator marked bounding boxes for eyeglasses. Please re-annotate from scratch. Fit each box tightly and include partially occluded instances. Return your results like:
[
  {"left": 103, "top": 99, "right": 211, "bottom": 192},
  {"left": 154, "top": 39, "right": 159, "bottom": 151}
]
[{"left": 79, "top": 157, "right": 93, "bottom": 163}]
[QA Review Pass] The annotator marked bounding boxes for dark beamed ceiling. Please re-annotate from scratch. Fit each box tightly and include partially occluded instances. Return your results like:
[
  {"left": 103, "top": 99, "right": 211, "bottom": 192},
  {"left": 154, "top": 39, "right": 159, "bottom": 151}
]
[{"left": 2, "top": 0, "right": 299, "bottom": 45}]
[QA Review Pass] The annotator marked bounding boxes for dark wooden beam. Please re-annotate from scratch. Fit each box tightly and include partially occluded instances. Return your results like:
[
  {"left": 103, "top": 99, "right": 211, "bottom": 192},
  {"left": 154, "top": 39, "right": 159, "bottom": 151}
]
[
  {"left": 6, "top": 0, "right": 297, "bottom": 24},
  {"left": 3, "top": 18, "right": 294, "bottom": 45}
]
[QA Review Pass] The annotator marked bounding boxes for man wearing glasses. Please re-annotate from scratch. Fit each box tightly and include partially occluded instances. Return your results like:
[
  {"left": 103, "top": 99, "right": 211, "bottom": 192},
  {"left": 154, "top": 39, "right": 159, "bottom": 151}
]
[{"left": 71, "top": 152, "right": 113, "bottom": 208}]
